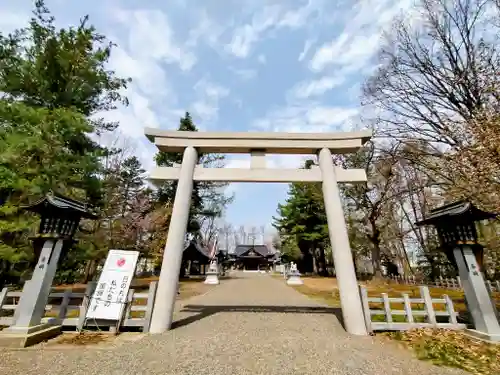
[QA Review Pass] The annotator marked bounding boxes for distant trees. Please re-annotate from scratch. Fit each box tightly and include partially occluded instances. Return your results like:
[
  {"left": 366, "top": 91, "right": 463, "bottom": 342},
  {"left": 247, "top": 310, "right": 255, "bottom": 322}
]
[
  {"left": 274, "top": 0, "right": 500, "bottom": 280},
  {"left": 362, "top": 0, "right": 500, "bottom": 278}
]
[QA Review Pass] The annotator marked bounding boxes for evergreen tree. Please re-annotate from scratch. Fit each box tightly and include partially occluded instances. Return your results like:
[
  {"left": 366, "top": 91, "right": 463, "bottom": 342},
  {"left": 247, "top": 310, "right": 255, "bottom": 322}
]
[
  {"left": 273, "top": 160, "right": 329, "bottom": 274},
  {"left": 118, "top": 156, "right": 146, "bottom": 216},
  {"left": 0, "top": 1, "right": 129, "bottom": 286},
  {"left": 154, "top": 112, "right": 232, "bottom": 238}
]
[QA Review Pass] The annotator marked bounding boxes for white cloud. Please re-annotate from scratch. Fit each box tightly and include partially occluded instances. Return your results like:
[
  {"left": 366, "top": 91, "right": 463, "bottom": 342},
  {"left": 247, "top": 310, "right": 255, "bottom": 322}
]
[
  {"left": 257, "top": 54, "right": 267, "bottom": 64},
  {"left": 298, "top": 39, "right": 315, "bottom": 62},
  {"left": 187, "top": 9, "right": 232, "bottom": 49},
  {"left": 277, "top": 0, "right": 320, "bottom": 29},
  {"left": 287, "top": 75, "right": 345, "bottom": 100},
  {"left": 309, "top": 0, "right": 413, "bottom": 73},
  {"left": 226, "top": 5, "right": 281, "bottom": 58},
  {"left": 191, "top": 78, "right": 230, "bottom": 125},
  {"left": 253, "top": 102, "right": 359, "bottom": 133},
  {"left": 95, "top": 89, "right": 165, "bottom": 141},
  {"left": 226, "top": 1, "right": 323, "bottom": 58},
  {"left": 108, "top": 46, "right": 175, "bottom": 100},
  {"left": 113, "top": 8, "right": 196, "bottom": 71}
]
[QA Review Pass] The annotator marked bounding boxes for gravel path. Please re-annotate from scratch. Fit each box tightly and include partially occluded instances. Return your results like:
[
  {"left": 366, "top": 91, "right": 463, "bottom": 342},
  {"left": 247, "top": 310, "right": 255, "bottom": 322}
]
[{"left": 1, "top": 272, "right": 467, "bottom": 375}]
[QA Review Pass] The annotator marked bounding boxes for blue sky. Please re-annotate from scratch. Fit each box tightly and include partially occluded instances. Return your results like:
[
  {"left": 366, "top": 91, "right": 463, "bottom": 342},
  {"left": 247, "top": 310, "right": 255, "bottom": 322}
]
[{"left": 0, "top": 0, "right": 413, "bottom": 234}]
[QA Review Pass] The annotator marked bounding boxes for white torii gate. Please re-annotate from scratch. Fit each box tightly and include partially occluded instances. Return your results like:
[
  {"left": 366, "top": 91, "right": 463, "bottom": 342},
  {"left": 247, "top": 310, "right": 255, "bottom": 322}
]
[{"left": 145, "top": 128, "right": 371, "bottom": 336}]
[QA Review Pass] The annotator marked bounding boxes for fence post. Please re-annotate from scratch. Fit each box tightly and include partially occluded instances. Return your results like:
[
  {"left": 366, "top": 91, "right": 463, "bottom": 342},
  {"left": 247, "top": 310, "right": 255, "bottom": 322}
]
[
  {"left": 420, "top": 286, "right": 437, "bottom": 326},
  {"left": 0, "top": 287, "right": 8, "bottom": 309},
  {"left": 12, "top": 280, "right": 31, "bottom": 324},
  {"left": 143, "top": 281, "right": 158, "bottom": 333},
  {"left": 443, "top": 294, "right": 458, "bottom": 325},
  {"left": 486, "top": 280, "right": 493, "bottom": 294},
  {"left": 449, "top": 278, "right": 455, "bottom": 289},
  {"left": 121, "top": 288, "right": 135, "bottom": 327},
  {"left": 358, "top": 285, "right": 372, "bottom": 333},
  {"left": 402, "top": 293, "right": 414, "bottom": 323},
  {"left": 0, "top": 287, "right": 9, "bottom": 319},
  {"left": 78, "top": 282, "right": 96, "bottom": 331},
  {"left": 456, "top": 276, "right": 462, "bottom": 289},
  {"left": 57, "top": 289, "right": 72, "bottom": 324},
  {"left": 382, "top": 293, "right": 393, "bottom": 323}
]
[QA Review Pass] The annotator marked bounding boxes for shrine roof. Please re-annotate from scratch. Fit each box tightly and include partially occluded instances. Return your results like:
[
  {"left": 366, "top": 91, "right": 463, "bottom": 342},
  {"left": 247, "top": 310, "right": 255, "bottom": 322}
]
[
  {"left": 22, "top": 192, "right": 97, "bottom": 219},
  {"left": 234, "top": 244, "right": 273, "bottom": 258},
  {"left": 183, "top": 241, "right": 210, "bottom": 259},
  {"left": 416, "top": 200, "right": 497, "bottom": 226}
]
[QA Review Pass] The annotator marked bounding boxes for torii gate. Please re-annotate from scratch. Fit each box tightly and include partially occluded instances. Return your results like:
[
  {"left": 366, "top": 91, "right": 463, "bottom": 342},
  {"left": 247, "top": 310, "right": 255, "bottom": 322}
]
[{"left": 145, "top": 128, "right": 371, "bottom": 336}]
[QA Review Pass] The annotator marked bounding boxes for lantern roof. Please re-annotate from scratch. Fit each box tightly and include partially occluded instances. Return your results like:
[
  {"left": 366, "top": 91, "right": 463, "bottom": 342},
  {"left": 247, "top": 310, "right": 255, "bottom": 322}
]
[
  {"left": 21, "top": 192, "right": 98, "bottom": 220},
  {"left": 416, "top": 200, "right": 497, "bottom": 227}
]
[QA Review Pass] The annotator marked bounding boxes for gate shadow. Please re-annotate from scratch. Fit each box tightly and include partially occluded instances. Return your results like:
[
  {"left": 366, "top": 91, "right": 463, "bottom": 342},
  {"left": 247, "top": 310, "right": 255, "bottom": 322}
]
[{"left": 171, "top": 305, "right": 344, "bottom": 330}]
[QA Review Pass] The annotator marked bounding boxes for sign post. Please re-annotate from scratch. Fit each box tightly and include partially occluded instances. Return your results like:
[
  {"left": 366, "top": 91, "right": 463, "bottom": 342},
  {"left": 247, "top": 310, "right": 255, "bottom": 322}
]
[{"left": 85, "top": 250, "right": 139, "bottom": 326}]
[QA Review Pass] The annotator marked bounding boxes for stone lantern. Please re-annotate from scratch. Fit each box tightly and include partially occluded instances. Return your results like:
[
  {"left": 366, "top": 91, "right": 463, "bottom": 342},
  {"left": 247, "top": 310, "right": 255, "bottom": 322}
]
[
  {"left": 0, "top": 193, "right": 97, "bottom": 347},
  {"left": 416, "top": 201, "right": 500, "bottom": 342}
]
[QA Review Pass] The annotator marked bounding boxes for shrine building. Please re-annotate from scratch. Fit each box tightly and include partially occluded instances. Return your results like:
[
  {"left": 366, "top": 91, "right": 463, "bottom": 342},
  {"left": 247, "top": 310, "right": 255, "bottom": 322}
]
[{"left": 231, "top": 244, "right": 279, "bottom": 271}]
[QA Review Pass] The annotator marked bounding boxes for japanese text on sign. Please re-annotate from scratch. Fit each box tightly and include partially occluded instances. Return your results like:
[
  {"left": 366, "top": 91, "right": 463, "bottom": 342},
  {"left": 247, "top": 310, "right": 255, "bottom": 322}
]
[{"left": 86, "top": 250, "right": 139, "bottom": 321}]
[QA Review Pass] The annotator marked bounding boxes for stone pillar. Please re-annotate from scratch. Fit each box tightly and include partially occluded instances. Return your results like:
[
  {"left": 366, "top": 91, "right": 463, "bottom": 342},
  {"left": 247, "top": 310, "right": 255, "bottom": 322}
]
[
  {"left": 454, "top": 246, "right": 500, "bottom": 341},
  {"left": 149, "top": 146, "right": 197, "bottom": 334},
  {"left": 318, "top": 147, "right": 368, "bottom": 336},
  {"left": 8, "top": 239, "right": 64, "bottom": 331}
]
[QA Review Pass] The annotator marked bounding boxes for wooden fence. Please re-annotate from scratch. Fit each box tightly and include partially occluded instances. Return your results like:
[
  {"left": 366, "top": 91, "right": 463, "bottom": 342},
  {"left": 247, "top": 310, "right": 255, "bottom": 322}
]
[
  {"left": 389, "top": 275, "right": 500, "bottom": 293},
  {"left": 0, "top": 281, "right": 158, "bottom": 333},
  {"left": 359, "top": 285, "right": 466, "bottom": 333}
]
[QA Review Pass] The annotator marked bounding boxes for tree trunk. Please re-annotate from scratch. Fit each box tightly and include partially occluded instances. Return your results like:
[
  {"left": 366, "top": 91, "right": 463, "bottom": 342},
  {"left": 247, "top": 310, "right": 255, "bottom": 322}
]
[
  {"left": 311, "top": 247, "right": 318, "bottom": 274},
  {"left": 369, "top": 219, "right": 383, "bottom": 278},
  {"left": 85, "top": 260, "right": 99, "bottom": 282},
  {"left": 82, "top": 260, "right": 92, "bottom": 283},
  {"left": 317, "top": 247, "right": 328, "bottom": 276}
]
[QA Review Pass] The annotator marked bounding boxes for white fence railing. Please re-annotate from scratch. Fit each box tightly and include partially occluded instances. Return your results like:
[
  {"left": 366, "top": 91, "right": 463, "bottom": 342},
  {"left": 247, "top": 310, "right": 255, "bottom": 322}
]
[
  {"left": 359, "top": 285, "right": 466, "bottom": 333},
  {"left": 0, "top": 281, "right": 158, "bottom": 332},
  {"left": 388, "top": 275, "right": 500, "bottom": 293}
]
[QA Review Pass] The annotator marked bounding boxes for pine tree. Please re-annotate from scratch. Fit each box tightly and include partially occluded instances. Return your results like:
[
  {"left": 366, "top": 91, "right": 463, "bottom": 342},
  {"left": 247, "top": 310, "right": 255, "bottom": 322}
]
[
  {"left": 154, "top": 112, "right": 232, "bottom": 238},
  {"left": 0, "top": 1, "right": 129, "bottom": 286},
  {"left": 118, "top": 156, "right": 146, "bottom": 216},
  {"left": 273, "top": 160, "right": 329, "bottom": 274}
]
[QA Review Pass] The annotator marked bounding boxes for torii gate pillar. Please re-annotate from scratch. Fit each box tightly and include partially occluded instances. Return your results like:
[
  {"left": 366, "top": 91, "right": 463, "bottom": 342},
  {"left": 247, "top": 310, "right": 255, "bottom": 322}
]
[
  {"left": 319, "top": 148, "right": 367, "bottom": 335},
  {"left": 148, "top": 146, "right": 197, "bottom": 334}
]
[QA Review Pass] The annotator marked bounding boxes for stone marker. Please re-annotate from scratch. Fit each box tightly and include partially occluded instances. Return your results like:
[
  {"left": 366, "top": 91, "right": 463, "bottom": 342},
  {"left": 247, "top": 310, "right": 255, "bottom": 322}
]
[
  {"left": 286, "top": 262, "right": 303, "bottom": 286},
  {"left": 204, "top": 260, "right": 220, "bottom": 285}
]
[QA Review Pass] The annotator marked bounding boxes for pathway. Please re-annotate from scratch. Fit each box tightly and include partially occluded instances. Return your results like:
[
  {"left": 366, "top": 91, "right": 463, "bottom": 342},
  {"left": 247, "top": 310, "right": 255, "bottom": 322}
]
[{"left": 1, "top": 272, "right": 467, "bottom": 375}]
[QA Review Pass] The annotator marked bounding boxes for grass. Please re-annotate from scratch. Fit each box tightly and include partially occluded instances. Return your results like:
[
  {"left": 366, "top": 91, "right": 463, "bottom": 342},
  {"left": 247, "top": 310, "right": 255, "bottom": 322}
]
[
  {"left": 51, "top": 332, "right": 110, "bottom": 346},
  {"left": 382, "top": 329, "right": 500, "bottom": 375},
  {"left": 291, "top": 276, "right": 500, "bottom": 374}
]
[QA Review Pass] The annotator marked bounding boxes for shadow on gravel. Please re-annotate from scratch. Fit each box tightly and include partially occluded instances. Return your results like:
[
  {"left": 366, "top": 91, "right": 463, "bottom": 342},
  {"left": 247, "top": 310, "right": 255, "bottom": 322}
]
[{"left": 171, "top": 305, "right": 343, "bottom": 330}]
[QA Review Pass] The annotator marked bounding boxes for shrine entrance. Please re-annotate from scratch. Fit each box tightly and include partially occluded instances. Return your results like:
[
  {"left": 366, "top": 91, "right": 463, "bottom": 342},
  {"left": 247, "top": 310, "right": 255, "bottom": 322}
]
[{"left": 144, "top": 128, "right": 371, "bottom": 336}]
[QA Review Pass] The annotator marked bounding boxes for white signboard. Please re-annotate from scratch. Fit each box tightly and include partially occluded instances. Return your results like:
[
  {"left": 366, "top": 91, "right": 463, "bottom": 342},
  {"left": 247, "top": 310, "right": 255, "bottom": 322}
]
[{"left": 86, "top": 249, "right": 139, "bottom": 321}]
